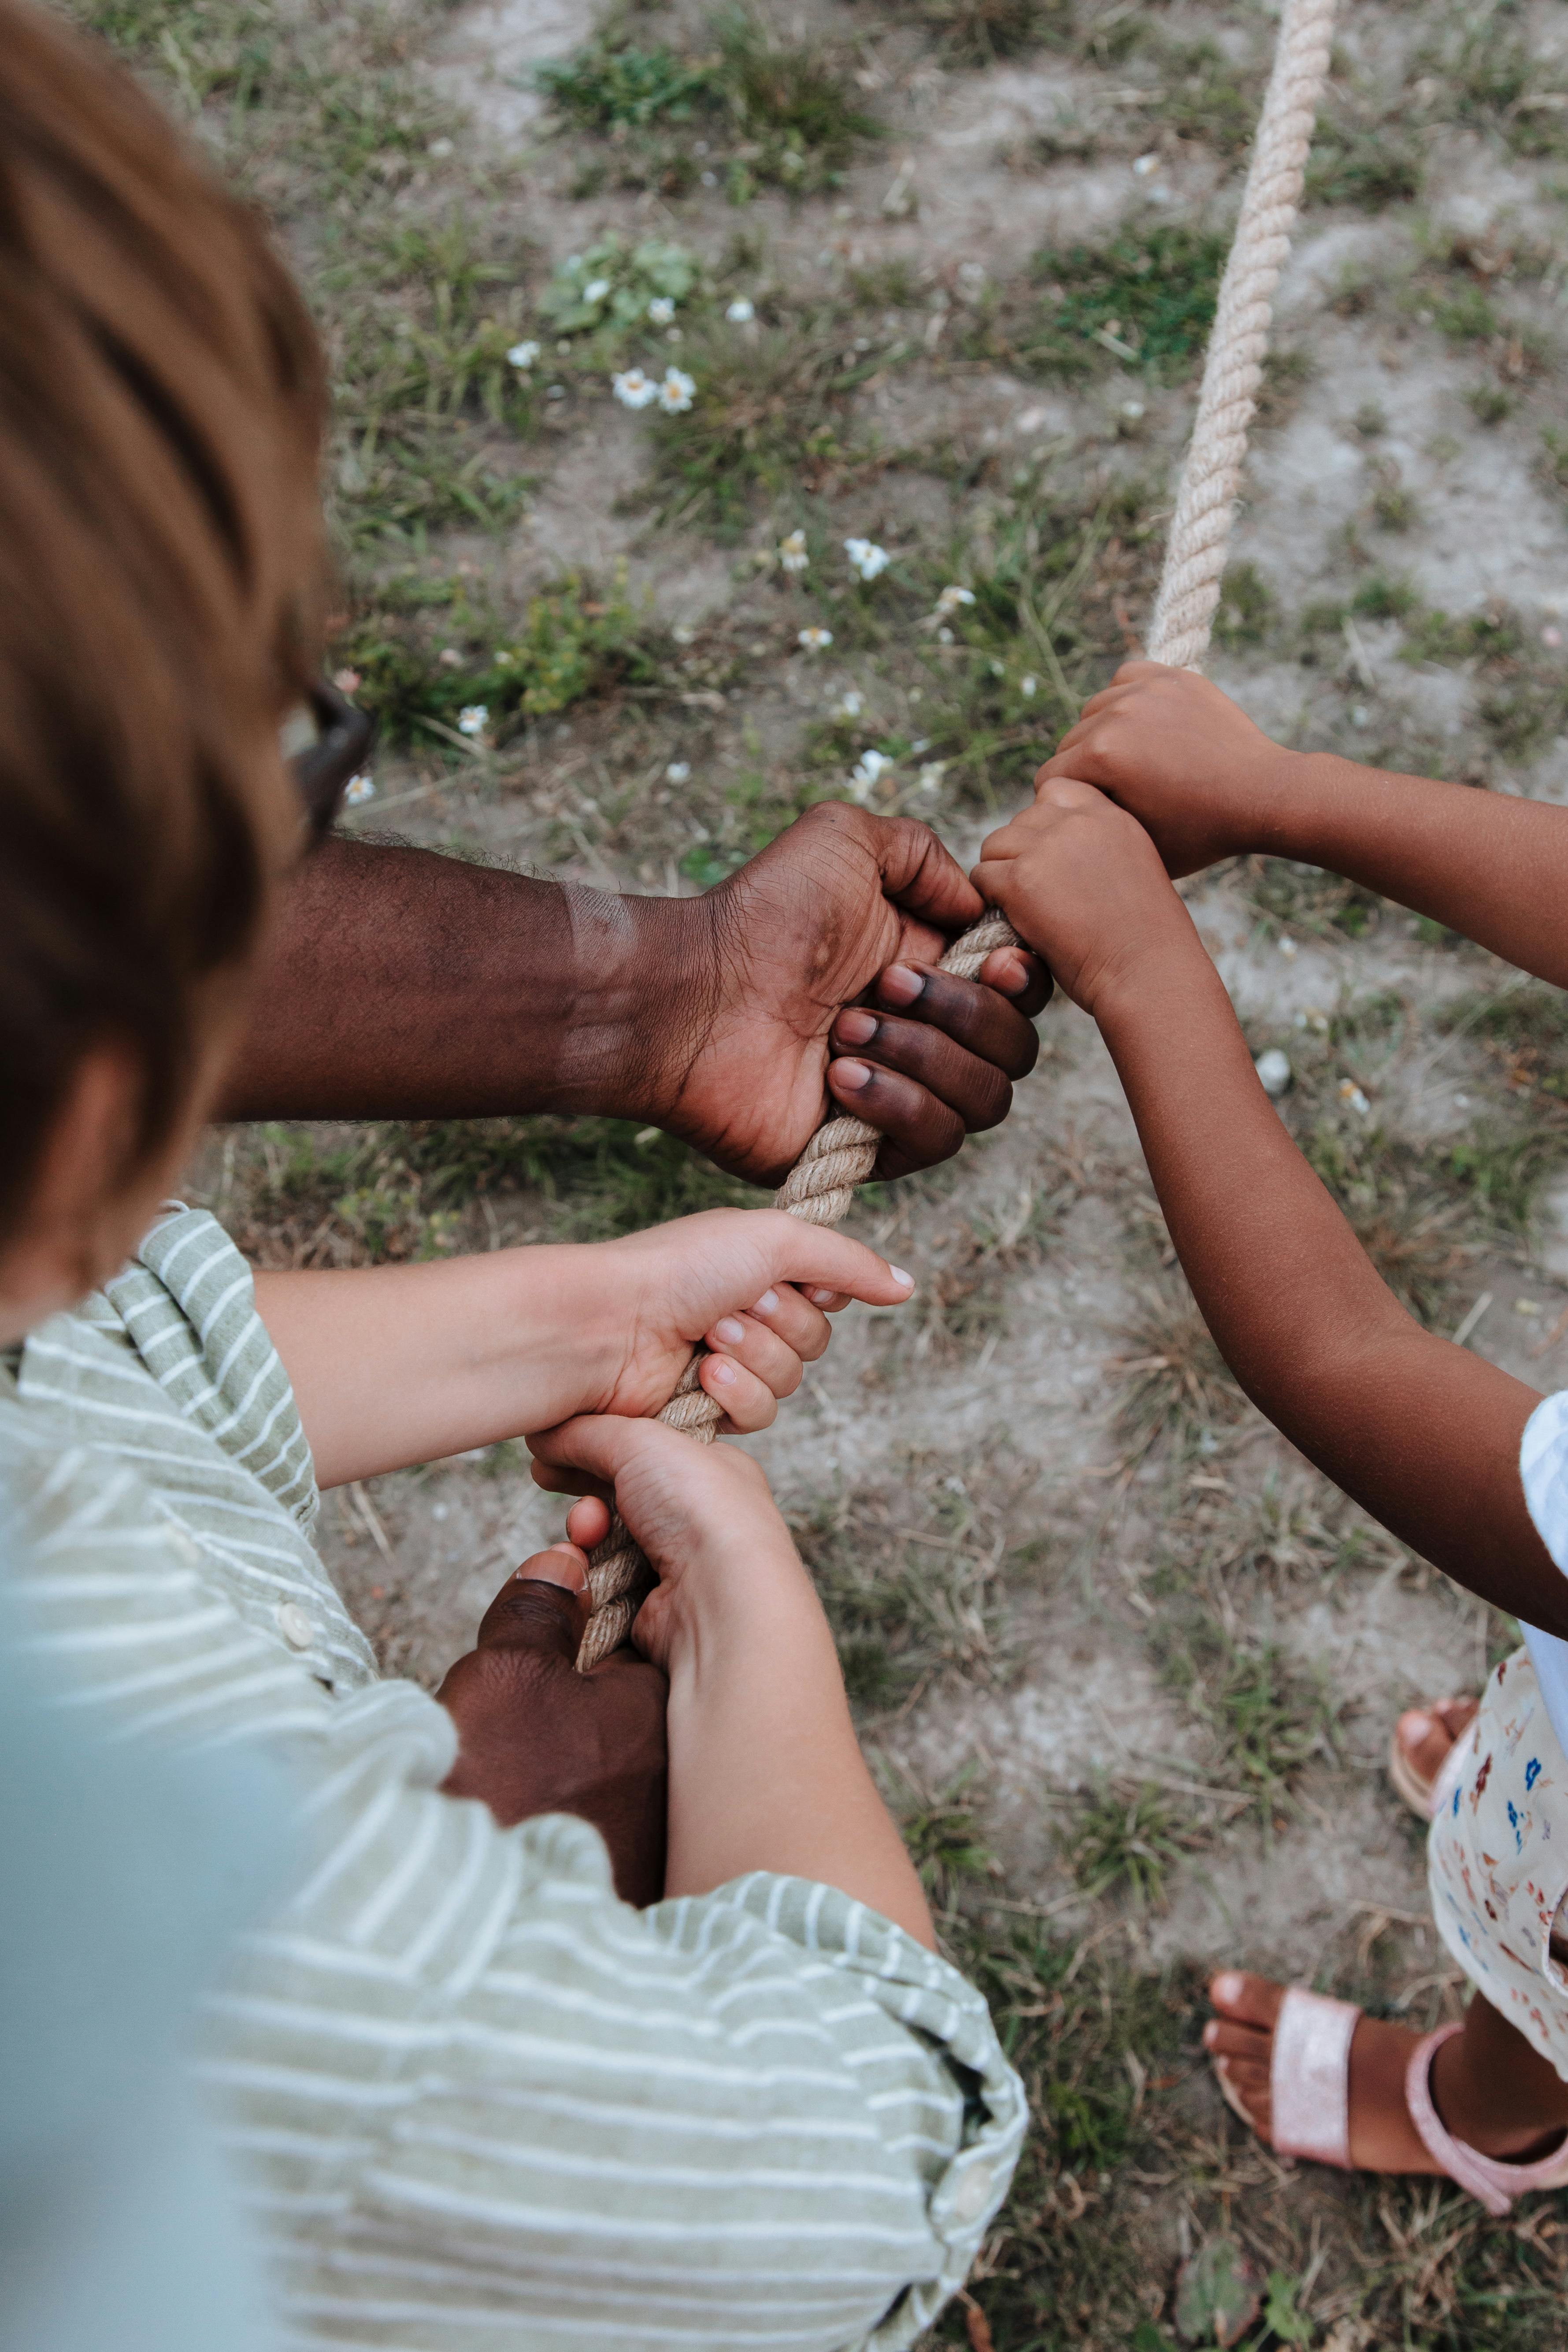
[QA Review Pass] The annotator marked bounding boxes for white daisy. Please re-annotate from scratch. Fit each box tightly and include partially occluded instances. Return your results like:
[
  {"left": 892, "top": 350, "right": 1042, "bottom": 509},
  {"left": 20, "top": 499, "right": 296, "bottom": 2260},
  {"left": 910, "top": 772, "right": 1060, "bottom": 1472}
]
[
  {"left": 332, "top": 667, "right": 361, "bottom": 694},
  {"left": 833, "top": 690, "right": 864, "bottom": 720},
  {"left": 508, "top": 340, "right": 540, "bottom": 370},
  {"left": 648, "top": 297, "right": 675, "bottom": 325},
  {"left": 779, "top": 530, "right": 808, "bottom": 572},
  {"left": 613, "top": 367, "right": 658, "bottom": 410},
  {"left": 844, "top": 537, "right": 890, "bottom": 581},
  {"left": 657, "top": 367, "right": 696, "bottom": 414},
  {"left": 798, "top": 625, "right": 834, "bottom": 652},
  {"left": 666, "top": 760, "right": 691, "bottom": 783},
  {"left": 344, "top": 773, "right": 376, "bottom": 806},
  {"left": 1020, "top": 674, "right": 1038, "bottom": 698},
  {"left": 583, "top": 277, "right": 612, "bottom": 303},
  {"left": 457, "top": 705, "right": 489, "bottom": 738},
  {"left": 934, "top": 584, "right": 975, "bottom": 616},
  {"left": 726, "top": 296, "right": 756, "bottom": 323},
  {"left": 917, "top": 762, "right": 945, "bottom": 793}
]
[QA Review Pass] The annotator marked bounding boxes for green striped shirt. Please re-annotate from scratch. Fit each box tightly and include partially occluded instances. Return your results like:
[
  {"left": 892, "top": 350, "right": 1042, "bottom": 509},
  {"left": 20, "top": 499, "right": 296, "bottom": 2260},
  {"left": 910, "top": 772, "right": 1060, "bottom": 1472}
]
[{"left": 1, "top": 1207, "right": 1025, "bottom": 2350}]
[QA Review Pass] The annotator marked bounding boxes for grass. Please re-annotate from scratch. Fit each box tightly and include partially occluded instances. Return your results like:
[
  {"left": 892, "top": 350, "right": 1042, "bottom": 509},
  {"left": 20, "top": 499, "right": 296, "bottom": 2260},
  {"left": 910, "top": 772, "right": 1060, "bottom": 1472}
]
[
  {"left": 1212, "top": 561, "right": 1274, "bottom": 651},
  {"left": 207, "top": 1115, "right": 764, "bottom": 1266},
  {"left": 1306, "top": 117, "right": 1423, "bottom": 208},
  {"left": 534, "top": 10, "right": 879, "bottom": 197},
  {"left": 1110, "top": 1281, "right": 1249, "bottom": 1460},
  {"left": 1164, "top": 1616, "right": 1341, "bottom": 1841},
  {"left": 794, "top": 1470, "right": 1016, "bottom": 1709},
  {"left": 892, "top": 0, "right": 1074, "bottom": 68},
  {"left": 1020, "top": 225, "right": 1228, "bottom": 382},
  {"left": 333, "top": 567, "right": 671, "bottom": 746},
  {"left": 645, "top": 323, "right": 873, "bottom": 532},
  {"left": 1060, "top": 1778, "right": 1199, "bottom": 1908}
]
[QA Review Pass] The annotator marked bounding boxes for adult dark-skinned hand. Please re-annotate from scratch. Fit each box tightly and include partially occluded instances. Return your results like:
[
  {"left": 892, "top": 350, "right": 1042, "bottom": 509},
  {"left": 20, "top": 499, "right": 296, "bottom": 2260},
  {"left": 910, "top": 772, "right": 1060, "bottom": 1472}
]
[
  {"left": 437, "top": 1543, "right": 667, "bottom": 1907},
  {"left": 224, "top": 802, "right": 1050, "bottom": 1186}
]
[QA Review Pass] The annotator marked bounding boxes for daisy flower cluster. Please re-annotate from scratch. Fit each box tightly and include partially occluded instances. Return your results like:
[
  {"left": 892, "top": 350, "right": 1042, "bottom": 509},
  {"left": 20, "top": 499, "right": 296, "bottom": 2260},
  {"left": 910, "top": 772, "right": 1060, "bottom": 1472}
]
[
  {"left": 613, "top": 366, "right": 696, "bottom": 414},
  {"left": 844, "top": 537, "right": 890, "bottom": 582}
]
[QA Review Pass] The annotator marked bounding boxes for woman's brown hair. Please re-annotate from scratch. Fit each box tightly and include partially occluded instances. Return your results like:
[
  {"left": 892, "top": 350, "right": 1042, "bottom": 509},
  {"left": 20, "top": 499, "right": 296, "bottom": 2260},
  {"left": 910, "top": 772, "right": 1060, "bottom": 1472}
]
[{"left": 0, "top": 0, "right": 328, "bottom": 1237}]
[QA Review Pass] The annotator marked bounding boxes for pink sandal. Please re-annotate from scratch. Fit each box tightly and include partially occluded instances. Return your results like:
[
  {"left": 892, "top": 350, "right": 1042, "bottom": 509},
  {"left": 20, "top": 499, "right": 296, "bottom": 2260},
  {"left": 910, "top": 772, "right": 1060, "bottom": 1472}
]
[{"left": 1212, "top": 1988, "right": 1568, "bottom": 2215}]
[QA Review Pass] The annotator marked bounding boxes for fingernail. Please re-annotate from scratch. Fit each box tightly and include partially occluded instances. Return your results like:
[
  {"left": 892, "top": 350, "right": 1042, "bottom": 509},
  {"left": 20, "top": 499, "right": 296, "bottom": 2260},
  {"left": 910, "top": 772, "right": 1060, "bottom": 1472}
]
[
  {"left": 879, "top": 962, "right": 925, "bottom": 1006},
  {"left": 752, "top": 1289, "right": 779, "bottom": 1315},
  {"left": 1202, "top": 2022, "right": 1218, "bottom": 2048},
  {"left": 832, "top": 1058, "right": 871, "bottom": 1092},
  {"left": 707, "top": 1356, "right": 737, "bottom": 1386},
  {"left": 808, "top": 1287, "right": 837, "bottom": 1306},
  {"left": 836, "top": 1007, "right": 877, "bottom": 1046},
  {"left": 515, "top": 1544, "right": 586, "bottom": 1592},
  {"left": 890, "top": 1265, "right": 914, "bottom": 1290},
  {"left": 713, "top": 1316, "right": 746, "bottom": 1345},
  {"left": 1212, "top": 1971, "right": 1243, "bottom": 2003},
  {"left": 995, "top": 950, "right": 1030, "bottom": 995}
]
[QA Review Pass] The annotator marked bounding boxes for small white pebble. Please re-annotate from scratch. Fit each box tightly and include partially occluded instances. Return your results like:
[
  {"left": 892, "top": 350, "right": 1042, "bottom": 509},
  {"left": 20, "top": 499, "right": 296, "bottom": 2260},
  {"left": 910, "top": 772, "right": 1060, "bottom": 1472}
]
[
  {"left": 1516, "top": 1298, "right": 1544, "bottom": 1317},
  {"left": 666, "top": 760, "right": 691, "bottom": 783},
  {"left": 1132, "top": 152, "right": 1159, "bottom": 176},
  {"left": 1278, "top": 935, "right": 1298, "bottom": 961},
  {"left": 431, "top": 1502, "right": 450, "bottom": 1521},
  {"left": 1255, "top": 1047, "right": 1292, "bottom": 1098},
  {"left": 1351, "top": 704, "right": 1369, "bottom": 729}
]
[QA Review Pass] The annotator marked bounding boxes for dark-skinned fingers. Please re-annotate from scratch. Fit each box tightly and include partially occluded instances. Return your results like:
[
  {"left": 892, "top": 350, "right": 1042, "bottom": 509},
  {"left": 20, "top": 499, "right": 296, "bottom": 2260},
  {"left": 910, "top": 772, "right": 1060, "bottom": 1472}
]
[
  {"left": 869, "top": 961, "right": 1042, "bottom": 1080},
  {"left": 474, "top": 1558, "right": 589, "bottom": 1662},
  {"left": 827, "top": 1056, "right": 966, "bottom": 1182},
  {"left": 742, "top": 1284, "right": 833, "bottom": 1362},
  {"left": 978, "top": 944, "right": 1053, "bottom": 1017},
  {"left": 698, "top": 1351, "right": 778, "bottom": 1432},
  {"left": 834, "top": 1005, "right": 1016, "bottom": 1128},
  {"left": 704, "top": 1309, "right": 808, "bottom": 1398}
]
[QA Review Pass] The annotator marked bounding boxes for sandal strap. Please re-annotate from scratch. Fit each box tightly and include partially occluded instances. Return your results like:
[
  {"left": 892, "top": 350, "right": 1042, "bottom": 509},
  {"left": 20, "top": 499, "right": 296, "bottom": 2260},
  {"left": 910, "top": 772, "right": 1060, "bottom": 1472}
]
[
  {"left": 1405, "top": 2025, "right": 1568, "bottom": 2216},
  {"left": 1271, "top": 1987, "right": 1359, "bottom": 2167}
]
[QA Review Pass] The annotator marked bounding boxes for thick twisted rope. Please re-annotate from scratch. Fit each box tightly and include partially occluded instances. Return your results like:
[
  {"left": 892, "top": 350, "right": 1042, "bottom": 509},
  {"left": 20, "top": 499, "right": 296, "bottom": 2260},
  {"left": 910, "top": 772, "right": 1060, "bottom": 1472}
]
[
  {"left": 1145, "top": 0, "right": 1338, "bottom": 668},
  {"left": 575, "top": 0, "right": 1335, "bottom": 1668}
]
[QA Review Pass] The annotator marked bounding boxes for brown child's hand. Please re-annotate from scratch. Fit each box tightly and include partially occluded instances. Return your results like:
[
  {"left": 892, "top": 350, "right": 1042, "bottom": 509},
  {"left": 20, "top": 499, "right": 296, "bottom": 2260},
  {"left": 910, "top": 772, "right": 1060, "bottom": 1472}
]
[
  {"left": 972, "top": 780, "right": 1192, "bottom": 1018},
  {"left": 1034, "top": 660, "right": 1300, "bottom": 877},
  {"left": 437, "top": 1546, "right": 668, "bottom": 1906}
]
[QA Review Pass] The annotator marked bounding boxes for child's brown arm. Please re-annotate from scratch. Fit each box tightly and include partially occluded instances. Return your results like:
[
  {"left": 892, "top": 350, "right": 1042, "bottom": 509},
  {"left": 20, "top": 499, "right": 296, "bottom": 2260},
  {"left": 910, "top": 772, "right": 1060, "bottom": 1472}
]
[
  {"left": 1036, "top": 661, "right": 1568, "bottom": 988},
  {"left": 975, "top": 782, "right": 1568, "bottom": 1637}
]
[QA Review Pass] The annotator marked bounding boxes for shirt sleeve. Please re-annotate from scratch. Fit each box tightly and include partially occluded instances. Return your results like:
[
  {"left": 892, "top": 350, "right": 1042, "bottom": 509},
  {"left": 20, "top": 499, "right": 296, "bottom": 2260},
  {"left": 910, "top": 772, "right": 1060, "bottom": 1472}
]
[
  {"left": 1522, "top": 1391, "right": 1568, "bottom": 1570},
  {"left": 204, "top": 1676, "right": 1027, "bottom": 2352}
]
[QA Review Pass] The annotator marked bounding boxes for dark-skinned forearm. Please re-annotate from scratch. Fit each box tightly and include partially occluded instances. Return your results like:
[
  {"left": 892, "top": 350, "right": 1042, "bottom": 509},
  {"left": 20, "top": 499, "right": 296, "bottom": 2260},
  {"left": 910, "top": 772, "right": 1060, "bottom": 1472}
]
[
  {"left": 1268, "top": 756, "right": 1568, "bottom": 989},
  {"left": 222, "top": 839, "right": 714, "bottom": 1122},
  {"left": 1096, "top": 934, "right": 1568, "bottom": 1633}
]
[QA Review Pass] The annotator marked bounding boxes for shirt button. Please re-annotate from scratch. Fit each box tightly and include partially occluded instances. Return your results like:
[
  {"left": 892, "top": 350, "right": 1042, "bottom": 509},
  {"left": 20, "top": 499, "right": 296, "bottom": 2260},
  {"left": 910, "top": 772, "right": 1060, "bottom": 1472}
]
[
  {"left": 276, "top": 1602, "right": 315, "bottom": 1650},
  {"left": 951, "top": 2161, "right": 994, "bottom": 2223}
]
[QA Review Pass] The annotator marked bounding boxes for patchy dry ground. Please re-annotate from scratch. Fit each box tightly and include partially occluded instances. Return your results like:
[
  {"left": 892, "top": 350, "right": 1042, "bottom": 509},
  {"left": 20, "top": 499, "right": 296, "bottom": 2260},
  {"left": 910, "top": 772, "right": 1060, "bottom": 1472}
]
[{"left": 86, "top": 0, "right": 1568, "bottom": 2337}]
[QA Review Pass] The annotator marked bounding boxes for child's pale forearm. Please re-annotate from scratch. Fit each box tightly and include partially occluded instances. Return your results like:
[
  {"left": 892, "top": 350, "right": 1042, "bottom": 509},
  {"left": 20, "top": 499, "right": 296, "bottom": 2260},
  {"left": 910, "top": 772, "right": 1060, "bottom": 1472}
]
[
  {"left": 664, "top": 1573, "right": 934, "bottom": 1946},
  {"left": 1267, "top": 755, "right": 1568, "bottom": 989},
  {"left": 1096, "top": 931, "right": 1568, "bottom": 1632},
  {"left": 256, "top": 1250, "right": 609, "bottom": 1487}
]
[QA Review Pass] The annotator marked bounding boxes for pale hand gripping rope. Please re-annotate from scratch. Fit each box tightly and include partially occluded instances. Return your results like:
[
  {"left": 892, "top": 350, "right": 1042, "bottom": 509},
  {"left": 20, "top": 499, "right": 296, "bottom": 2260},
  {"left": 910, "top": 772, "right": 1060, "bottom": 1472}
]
[{"left": 574, "top": 0, "right": 1337, "bottom": 1670}]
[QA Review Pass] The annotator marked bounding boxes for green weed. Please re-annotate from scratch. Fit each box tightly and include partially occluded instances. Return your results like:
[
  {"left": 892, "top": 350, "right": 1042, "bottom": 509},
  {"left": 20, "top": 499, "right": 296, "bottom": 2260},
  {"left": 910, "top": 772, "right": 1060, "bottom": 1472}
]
[
  {"left": 1166, "top": 1618, "right": 1340, "bottom": 1840},
  {"left": 1306, "top": 119, "right": 1423, "bottom": 207},
  {"left": 1111, "top": 1281, "right": 1248, "bottom": 1459},
  {"left": 893, "top": 1772, "right": 1002, "bottom": 1914},
  {"left": 333, "top": 570, "right": 667, "bottom": 744},
  {"left": 537, "top": 235, "right": 699, "bottom": 340},
  {"left": 645, "top": 324, "right": 867, "bottom": 531},
  {"left": 1024, "top": 225, "right": 1227, "bottom": 382},
  {"left": 794, "top": 1487, "right": 1009, "bottom": 1708},
  {"left": 1060, "top": 1778, "right": 1198, "bottom": 1907},
  {"left": 1212, "top": 561, "right": 1273, "bottom": 650},
  {"left": 894, "top": 0, "right": 1072, "bottom": 67},
  {"left": 534, "top": 39, "right": 717, "bottom": 130}
]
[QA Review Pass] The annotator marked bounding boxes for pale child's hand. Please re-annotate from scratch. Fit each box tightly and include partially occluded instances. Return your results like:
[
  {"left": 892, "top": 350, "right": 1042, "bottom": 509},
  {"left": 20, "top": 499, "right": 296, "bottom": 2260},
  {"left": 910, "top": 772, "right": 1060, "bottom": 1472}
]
[
  {"left": 972, "top": 781, "right": 1195, "bottom": 1018},
  {"left": 528, "top": 1413, "right": 934, "bottom": 1938},
  {"left": 1034, "top": 659, "right": 1300, "bottom": 876},
  {"left": 527, "top": 1415, "right": 810, "bottom": 1673},
  {"left": 584, "top": 1209, "right": 914, "bottom": 1436}
]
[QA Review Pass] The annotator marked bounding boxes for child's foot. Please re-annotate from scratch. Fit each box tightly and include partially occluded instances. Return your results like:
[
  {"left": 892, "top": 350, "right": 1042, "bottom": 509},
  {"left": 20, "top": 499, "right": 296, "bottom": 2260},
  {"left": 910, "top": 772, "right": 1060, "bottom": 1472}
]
[
  {"left": 1205, "top": 1972, "right": 1445, "bottom": 2171},
  {"left": 1389, "top": 1695, "right": 1479, "bottom": 1819},
  {"left": 1206, "top": 1971, "right": 1568, "bottom": 2172}
]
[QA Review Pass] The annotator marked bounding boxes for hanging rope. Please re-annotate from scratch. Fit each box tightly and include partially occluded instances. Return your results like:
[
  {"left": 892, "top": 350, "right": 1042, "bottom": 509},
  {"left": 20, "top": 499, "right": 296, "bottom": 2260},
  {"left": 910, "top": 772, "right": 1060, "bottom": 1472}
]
[{"left": 574, "top": 0, "right": 1338, "bottom": 1670}]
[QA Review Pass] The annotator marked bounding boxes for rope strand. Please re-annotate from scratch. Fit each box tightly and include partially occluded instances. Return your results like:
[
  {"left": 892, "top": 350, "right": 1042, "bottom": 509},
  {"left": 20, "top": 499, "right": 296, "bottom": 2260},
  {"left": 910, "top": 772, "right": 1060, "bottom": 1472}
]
[{"left": 574, "top": 0, "right": 1338, "bottom": 1669}]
